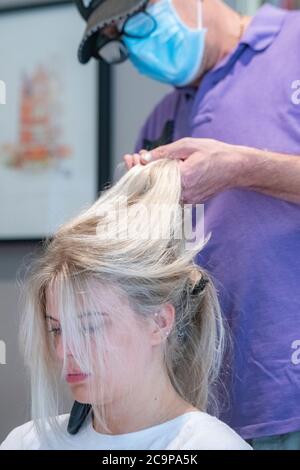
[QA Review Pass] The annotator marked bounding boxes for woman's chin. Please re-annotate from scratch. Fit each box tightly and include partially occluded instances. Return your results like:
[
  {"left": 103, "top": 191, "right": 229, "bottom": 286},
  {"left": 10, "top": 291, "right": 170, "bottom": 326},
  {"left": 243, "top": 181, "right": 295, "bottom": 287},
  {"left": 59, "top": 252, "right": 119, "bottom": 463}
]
[{"left": 69, "top": 384, "right": 90, "bottom": 403}]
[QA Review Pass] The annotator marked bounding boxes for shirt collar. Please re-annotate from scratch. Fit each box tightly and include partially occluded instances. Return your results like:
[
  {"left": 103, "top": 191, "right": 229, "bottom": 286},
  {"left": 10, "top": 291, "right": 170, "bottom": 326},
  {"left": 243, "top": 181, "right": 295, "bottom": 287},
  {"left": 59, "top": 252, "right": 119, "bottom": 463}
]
[
  {"left": 240, "top": 3, "right": 287, "bottom": 52},
  {"left": 212, "top": 3, "right": 288, "bottom": 73},
  {"left": 177, "top": 4, "right": 288, "bottom": 97}
]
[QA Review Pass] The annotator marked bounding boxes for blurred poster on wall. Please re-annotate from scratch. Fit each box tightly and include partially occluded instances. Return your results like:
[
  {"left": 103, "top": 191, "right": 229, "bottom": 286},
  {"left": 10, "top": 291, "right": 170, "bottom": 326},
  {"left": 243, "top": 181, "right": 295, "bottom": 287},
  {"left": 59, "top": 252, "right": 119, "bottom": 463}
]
[{"left": 0, "top": 2, "right": 108, "bottom": 241}]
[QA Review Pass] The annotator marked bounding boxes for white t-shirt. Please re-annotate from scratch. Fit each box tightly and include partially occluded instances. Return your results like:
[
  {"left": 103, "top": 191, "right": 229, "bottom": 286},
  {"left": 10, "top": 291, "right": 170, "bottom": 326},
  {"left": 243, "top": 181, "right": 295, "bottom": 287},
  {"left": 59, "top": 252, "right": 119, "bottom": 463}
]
[{"left": 0, "top": 411, "right": 252, "bottom": 450}]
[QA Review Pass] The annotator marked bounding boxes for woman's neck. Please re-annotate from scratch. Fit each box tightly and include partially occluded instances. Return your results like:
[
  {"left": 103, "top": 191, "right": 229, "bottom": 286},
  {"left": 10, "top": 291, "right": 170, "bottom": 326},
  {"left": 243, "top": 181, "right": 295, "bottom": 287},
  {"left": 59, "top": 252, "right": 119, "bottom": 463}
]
[{"left": 92, "top": 373, "right": 197, "bottom": 435}]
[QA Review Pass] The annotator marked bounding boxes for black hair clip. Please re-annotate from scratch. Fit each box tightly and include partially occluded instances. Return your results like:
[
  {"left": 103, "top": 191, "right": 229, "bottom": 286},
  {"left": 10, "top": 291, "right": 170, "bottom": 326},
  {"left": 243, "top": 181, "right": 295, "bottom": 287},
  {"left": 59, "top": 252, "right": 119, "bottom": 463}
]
[{"left": 191, "top": 276, "right": 209, "bottom": 296}]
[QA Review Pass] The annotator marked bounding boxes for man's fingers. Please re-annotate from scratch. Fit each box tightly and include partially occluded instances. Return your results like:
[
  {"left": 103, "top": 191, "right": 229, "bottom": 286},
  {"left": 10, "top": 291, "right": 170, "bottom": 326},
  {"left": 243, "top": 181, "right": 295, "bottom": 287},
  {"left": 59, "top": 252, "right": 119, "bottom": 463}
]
[
  {"left": 123, "top": 154, "right": 133, "bottom": 170},
  {"left": 133, "top": 153, "right": 142, "bottom": 166},
  {"left": 123, "top": 137, "right": 202, "bottom": 170},
  {"left": 139, "top": 150, "right": 154, "bottom": 164},
  {"left": 123, "top": 153, "right": 143, "bottom": 169},
  {"left": 142, "top": 145, "right": 174, "bottom": 162},
  {"left": 140, "top": 138, "right": 201, "bottom": 163}
]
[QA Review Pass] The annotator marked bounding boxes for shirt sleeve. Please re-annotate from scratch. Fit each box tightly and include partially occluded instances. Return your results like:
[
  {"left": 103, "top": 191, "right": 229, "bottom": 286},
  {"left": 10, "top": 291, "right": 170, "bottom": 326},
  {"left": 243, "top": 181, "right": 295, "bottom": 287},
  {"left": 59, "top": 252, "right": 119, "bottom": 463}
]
[
  {"left": 0, "top": 426, "right": 25, "bottom": 450},
  {"left": 167, "top": 414, "right": 253, "bottom": 451},
  {"left": 184, "top": 418, "right": 253, "bottom": 450},
  {"left": 134, "top": 90, "right": 178, "bottom": 153}
]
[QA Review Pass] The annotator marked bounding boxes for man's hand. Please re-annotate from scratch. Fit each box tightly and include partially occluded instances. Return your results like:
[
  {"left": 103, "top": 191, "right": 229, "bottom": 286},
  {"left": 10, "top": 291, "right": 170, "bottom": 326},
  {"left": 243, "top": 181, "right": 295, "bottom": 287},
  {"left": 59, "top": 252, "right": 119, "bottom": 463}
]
[
  {"left": 124, "top": 137, "right": 300, "bottom": 205},
  {"left": 124, "top": 138, "right": 242, "bottom": 203}
]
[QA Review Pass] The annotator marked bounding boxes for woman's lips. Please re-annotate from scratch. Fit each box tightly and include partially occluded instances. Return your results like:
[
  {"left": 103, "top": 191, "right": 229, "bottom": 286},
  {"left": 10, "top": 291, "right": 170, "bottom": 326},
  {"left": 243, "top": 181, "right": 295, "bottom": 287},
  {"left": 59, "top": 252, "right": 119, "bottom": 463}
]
[{"left": 65, "top": 373, "right": 90, "bottom": 384}]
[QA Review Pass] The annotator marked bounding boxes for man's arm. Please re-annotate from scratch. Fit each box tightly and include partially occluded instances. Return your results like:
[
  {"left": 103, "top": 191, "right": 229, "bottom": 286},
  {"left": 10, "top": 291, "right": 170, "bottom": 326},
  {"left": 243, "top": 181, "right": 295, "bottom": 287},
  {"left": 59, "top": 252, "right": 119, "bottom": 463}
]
[
  {"left": 236, "top": 146, "right": 300, "bottom": 205},
  {"left": 124, "top": 138, "right": 300, "bottom": 205}
]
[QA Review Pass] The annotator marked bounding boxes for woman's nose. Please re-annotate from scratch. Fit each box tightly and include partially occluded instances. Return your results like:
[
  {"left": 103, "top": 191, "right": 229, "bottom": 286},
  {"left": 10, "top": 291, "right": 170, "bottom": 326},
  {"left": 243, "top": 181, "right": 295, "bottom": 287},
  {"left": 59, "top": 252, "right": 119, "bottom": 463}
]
[{"left": 55, "top": 334, "right": 72, "bottom": 360}]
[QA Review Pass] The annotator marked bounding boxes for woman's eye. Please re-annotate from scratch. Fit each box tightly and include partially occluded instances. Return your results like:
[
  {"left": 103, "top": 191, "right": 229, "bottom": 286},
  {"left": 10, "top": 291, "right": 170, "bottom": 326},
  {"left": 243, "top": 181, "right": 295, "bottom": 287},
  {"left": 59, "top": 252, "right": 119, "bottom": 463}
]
[
  {"left": 81, "top": 325, "right": 100, "bottom": 335},
  {"left": 47, "top": 327, "right": 61, "bottom": 337}
]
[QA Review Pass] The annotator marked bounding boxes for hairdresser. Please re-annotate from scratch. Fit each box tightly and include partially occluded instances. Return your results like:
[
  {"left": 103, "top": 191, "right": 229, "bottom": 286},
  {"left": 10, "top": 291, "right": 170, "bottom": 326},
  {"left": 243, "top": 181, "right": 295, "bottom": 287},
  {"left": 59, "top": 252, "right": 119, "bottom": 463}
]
[{"left": 74, "top": 0, "right": 300, "bottom": 450}]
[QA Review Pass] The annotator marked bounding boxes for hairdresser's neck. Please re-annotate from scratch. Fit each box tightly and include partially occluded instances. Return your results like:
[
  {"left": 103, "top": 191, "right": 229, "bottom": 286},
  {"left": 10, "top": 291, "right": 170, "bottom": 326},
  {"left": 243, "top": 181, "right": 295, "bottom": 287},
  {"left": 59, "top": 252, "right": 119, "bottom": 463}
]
[
  {"left": 92, "top": 369, "right": 196, "bottom": 435},
  {"left": 191, "top": 1, "right": 253, "bottom": 87}
]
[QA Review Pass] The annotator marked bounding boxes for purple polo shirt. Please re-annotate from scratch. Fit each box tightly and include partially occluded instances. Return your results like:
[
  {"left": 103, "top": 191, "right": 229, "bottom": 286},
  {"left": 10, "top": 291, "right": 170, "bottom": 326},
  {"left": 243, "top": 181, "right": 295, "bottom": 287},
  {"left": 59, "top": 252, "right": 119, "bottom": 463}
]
[{"left": 135, "top": 4, "right": 300, "bottom": 439}]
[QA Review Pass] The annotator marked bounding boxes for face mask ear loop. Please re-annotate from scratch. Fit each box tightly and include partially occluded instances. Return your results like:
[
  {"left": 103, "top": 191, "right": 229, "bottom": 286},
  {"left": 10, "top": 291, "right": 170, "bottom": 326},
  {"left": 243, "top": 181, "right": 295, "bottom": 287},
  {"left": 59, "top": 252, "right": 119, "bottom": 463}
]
[{"left": 197, "top": 0, "right": 203, "bottom": 30}]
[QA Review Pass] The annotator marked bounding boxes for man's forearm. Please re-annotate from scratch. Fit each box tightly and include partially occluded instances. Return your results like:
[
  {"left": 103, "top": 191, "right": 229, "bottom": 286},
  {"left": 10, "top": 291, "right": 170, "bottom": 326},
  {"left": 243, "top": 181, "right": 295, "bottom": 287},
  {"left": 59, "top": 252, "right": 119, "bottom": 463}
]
[{"left": 235, "top": 146, "right": 300, "bottom": 204}]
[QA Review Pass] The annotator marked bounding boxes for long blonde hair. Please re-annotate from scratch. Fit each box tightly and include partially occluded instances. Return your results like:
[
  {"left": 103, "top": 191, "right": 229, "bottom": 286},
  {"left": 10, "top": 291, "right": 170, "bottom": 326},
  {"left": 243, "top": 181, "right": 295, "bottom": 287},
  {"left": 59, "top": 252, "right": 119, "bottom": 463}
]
[{"left": 19, "top": 159, "right": 225, "bottom": 447}]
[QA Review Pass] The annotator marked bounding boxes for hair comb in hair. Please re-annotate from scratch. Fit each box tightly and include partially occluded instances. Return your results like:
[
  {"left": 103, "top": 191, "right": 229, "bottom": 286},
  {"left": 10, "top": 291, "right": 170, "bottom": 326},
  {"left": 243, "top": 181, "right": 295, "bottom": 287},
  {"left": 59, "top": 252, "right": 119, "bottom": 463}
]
[
  {"left": 191, "top": 276, "right": 209, "bottom": 295},
  {"left": 178, "top": 276, "right": 209, "bottom": 343}
]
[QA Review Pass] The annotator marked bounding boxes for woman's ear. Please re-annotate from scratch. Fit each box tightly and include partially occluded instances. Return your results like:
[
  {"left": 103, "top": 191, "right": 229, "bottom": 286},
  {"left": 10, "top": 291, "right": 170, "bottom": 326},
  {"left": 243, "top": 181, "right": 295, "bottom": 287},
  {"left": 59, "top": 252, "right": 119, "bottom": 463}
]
[{"left": 150, "top": 303, "right": 176, "bottom": 346}]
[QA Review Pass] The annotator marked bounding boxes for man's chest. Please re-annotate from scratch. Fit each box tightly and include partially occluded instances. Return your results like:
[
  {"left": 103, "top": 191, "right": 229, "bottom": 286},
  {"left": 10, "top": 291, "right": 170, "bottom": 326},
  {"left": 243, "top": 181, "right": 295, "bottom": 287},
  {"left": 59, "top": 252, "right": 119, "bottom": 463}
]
[{"left": 144, "top": 60, "right": 300, "bottom": 156}]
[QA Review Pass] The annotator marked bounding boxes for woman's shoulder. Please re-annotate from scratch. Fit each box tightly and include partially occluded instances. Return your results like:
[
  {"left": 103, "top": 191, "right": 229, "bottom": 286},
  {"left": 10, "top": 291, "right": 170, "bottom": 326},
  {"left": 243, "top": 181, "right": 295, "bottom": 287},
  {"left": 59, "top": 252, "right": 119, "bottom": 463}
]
[
  {"left": 0, "top": 414, "right": 70, "bottom": 450},
  {"left": 169, "top": 411, "right": 252, "bottom": 450}
]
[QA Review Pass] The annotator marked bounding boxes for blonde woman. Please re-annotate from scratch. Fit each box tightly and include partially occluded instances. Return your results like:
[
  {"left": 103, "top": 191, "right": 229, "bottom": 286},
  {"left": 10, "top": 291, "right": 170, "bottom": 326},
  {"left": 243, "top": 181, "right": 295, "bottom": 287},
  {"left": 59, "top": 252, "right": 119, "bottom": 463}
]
[{"left": 0, "top": 160, "right": 251, "bottom": 450}]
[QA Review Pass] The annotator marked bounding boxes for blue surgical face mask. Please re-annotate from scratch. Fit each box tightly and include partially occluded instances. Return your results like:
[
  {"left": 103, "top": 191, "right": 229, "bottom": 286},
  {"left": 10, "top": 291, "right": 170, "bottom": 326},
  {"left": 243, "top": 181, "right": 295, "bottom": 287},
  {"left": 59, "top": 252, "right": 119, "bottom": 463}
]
[{"left": 122, "top": 0, "right": 207, "bottom": 87}]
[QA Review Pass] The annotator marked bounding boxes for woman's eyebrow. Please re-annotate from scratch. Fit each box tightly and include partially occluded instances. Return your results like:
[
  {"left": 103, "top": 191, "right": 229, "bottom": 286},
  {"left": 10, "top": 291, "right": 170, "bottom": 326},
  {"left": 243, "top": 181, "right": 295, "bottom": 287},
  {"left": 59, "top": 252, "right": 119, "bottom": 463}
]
[
  {"left": 78, "top": 311, "right": 108, "bottom": 319},
  {"left": 45, "top": 312, "right": 108, "bottom": 321},
  {"left": 45, "top": 314, "right": 59, "bottom": 322}
]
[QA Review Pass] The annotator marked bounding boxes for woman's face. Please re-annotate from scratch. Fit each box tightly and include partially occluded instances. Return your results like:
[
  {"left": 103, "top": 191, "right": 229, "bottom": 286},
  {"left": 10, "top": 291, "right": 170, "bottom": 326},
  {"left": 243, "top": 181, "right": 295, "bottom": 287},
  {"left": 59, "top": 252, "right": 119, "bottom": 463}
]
[{"left": 45, "top": 280, "right": 155, "bottom": 405}]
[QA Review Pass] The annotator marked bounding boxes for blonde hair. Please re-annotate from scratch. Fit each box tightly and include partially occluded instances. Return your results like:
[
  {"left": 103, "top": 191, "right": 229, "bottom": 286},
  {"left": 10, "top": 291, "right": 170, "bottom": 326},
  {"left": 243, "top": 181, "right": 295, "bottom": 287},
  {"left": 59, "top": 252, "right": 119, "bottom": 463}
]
[{"left": 19, "top": 159, "right": 225, "bottom": 448}]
